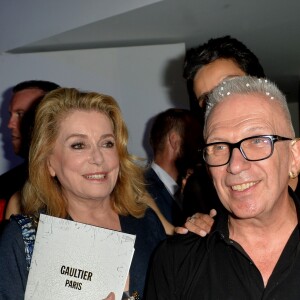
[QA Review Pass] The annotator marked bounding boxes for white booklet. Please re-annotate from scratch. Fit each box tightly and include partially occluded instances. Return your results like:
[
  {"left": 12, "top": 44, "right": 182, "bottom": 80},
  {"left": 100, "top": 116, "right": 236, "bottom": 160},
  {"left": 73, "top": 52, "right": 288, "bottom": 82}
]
[{"left": 25, "top": 214, "right": 136, "bottom": 300}]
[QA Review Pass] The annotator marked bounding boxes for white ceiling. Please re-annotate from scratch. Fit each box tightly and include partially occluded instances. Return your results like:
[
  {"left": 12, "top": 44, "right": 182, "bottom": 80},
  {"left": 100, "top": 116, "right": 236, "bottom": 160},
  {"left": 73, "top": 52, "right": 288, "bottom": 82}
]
[{"left": 2, "top": 0, "right": 300, "bottom": 99}]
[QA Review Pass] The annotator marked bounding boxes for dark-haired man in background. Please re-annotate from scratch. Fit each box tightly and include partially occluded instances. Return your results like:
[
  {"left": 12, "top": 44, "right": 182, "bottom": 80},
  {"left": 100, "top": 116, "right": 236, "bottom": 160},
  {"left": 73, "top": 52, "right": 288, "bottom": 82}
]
[
  {"left": 0, "top": 80, "right": 60, "bottom": 221},
  {"left": 145, "top": 108, "right": 202, "bottom": 227}
]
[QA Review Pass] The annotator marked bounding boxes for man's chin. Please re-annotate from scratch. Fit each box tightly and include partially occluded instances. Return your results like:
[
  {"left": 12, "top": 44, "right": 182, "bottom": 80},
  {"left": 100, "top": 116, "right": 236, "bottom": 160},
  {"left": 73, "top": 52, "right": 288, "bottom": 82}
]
[{"left": 11, "top": 141, "right": 21, "bottom": 155}]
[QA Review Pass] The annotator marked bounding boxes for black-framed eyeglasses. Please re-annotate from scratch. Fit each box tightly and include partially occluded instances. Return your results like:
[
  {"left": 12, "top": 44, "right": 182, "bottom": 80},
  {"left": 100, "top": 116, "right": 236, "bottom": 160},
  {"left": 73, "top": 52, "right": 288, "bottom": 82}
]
[{"left": 202, "top": 135, "right": 292, "bottom": 167}]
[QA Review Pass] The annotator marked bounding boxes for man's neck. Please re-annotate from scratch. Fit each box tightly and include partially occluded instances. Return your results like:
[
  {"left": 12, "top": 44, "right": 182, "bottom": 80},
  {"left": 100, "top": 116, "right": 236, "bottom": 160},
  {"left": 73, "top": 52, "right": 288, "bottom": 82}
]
[
  {"left": 228, "top": 195, "right": 297, "bottom": 241},
  {"left": 227, "top": 196, "right": 298, "bottom": 287}
]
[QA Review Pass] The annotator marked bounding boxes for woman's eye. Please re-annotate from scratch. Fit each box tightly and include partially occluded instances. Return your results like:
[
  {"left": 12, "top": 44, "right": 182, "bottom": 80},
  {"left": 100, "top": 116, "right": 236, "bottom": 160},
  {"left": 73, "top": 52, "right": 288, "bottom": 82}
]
[
  {"left": 103, "top": 140, "right": 115, "bottom": 148},
  {"left": 71, "top": 142, "right": 85, "bottom": 149}
]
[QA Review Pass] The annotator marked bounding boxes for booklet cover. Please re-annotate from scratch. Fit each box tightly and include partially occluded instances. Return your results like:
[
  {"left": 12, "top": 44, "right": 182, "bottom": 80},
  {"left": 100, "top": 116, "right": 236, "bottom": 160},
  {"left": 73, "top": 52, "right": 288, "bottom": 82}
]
[{"left": 25, "top": 214, "right": 136, "bottom": 300}]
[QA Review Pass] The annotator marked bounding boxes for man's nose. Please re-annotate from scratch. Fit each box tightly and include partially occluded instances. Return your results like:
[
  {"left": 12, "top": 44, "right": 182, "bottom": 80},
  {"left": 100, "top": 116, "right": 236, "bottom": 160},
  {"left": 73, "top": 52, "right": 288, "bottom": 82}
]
[
  {"left": 8, "top": 115, "right": 16, "bottom": 129},
  {"left": 227, "top": 148, "right": 250, "bottom": 174}
]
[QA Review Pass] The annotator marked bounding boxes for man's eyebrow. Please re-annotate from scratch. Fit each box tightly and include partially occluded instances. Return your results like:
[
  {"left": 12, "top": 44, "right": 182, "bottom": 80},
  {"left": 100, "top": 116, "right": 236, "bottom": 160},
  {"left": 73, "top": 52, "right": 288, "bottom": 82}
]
[{"left": 11, "top": 109, "right": 26, "bottom": 112}]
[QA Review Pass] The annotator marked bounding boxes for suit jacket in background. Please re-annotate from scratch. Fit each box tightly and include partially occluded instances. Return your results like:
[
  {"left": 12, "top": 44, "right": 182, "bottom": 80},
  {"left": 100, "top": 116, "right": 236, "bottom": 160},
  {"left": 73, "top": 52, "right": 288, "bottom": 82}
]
[{"left": 144, "top": 167, "right": 184, "bottom": 226}]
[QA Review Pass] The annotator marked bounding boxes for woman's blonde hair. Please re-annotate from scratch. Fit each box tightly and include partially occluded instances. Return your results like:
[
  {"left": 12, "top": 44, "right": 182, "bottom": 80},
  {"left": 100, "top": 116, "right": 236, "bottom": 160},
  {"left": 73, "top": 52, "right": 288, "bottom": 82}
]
[{"left": 23, "top": 88, "right": 147, "bottom": 218}]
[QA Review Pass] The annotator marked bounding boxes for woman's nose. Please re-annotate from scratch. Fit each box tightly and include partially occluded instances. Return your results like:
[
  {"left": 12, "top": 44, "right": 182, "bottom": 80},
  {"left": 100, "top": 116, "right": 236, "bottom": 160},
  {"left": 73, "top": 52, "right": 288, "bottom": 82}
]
[{"left": 89, "top": 146, "right": 104, "bottom": 165}]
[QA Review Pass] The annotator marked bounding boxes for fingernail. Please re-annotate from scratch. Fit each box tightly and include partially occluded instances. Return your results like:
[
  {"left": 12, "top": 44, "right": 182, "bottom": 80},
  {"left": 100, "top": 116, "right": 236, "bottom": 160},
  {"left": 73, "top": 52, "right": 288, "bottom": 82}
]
[{"left": 199, "top": 230, "right": 207, "bottom": 237}]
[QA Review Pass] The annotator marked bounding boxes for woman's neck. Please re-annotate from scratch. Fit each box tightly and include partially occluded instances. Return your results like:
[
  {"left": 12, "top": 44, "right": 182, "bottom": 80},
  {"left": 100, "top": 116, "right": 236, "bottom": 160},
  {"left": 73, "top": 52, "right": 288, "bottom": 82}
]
[{"left": 67, "top": 198, "right": 121, "bottom": 231}]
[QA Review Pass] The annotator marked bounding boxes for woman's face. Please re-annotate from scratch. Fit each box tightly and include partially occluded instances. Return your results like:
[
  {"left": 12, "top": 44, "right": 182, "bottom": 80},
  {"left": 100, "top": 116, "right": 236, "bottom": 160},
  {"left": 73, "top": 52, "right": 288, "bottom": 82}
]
[{"left": 47, "top": 110, "right": 120, "bottom": 204}]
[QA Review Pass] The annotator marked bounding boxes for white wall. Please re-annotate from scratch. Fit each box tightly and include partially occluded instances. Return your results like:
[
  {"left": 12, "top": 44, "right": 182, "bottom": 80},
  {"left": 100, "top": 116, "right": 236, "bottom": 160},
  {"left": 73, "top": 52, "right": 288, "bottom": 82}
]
[
  {"left": 0, "top": 43, "right": 188, "bottom": 174},
  {"left": 0, "top": 0, "right": 162, "bottom": 53}
]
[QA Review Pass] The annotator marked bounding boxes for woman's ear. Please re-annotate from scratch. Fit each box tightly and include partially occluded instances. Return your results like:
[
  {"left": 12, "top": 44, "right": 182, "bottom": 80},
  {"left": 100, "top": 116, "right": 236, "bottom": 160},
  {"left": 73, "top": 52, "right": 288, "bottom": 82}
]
[{"left": 47, "top": 157, "right": 56, "bottom": 177}]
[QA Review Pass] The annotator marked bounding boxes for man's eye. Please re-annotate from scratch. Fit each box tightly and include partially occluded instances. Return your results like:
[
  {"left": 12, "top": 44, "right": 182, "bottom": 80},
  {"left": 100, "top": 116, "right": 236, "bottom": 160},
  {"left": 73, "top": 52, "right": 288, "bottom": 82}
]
[
  {"left": 251, "top": 138, "right": 268, "bottom": 145},
  {"left": 16, "top": 112, "right": 24, "bottom": 118},
  {"left": 71, "top": 142, "right": 85, "bottom": 149},
  {"left": 214, "top": 144, "right": 227, "bottom": 151},
  {"left": 103, "top": 141, "right": 115, "bottom": 148}
]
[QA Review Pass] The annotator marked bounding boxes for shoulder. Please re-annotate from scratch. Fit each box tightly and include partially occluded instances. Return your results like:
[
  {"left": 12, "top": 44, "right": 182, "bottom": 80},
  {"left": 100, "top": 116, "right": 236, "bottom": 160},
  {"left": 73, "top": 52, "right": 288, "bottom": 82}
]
[
  {"left": 1, "top": 215, "right": 36, "bottom": 243},
  {"left": 1, "top": 215, "right": 23, "bottom": 237},
  {"left": 142, "top": 207, "right": 166, "bottom": 232},
  {"left": 144, "top": 170, "right": 166, "bottom": 196},
  {"left": 0, "top": 164, "right": 28, "bottom": 200},
  {"left": 144, "top": 207, "right": 167, "bottom": 233},
  {"left": 154, "top": 232, "right": 206, "bottom": 264},
  {"left": 163, "top": 231, "right": 204, "bottom": 249},
  {"left": 0, "top": 216, "right": 30, "bottom": 298},
  {"left": 0, "top": 163, "right": 27, "bottom": 181},
  {"left": 144, "top": 167, "right": 157, "bottom": 179},
  {"left": 121, "top": 208, "right": 166, "bottom": 241},
  {"left": 148, "top": 232, "right": 207, "bottom": 291},
  {"left": 122, "top": 207, "right": 166, "bottom": 230},
  {"left": 144, "top": 167, "right": 160, "bottom": 183},
  {"left": 0, "top": 216, "right": 26, "bottom": 255}
]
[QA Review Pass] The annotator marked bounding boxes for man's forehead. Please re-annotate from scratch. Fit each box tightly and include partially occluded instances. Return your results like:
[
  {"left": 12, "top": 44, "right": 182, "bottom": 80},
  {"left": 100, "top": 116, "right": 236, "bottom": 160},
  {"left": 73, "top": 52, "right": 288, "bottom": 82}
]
[
  {"left": 13, "top": 88, "right": 45, "bottom": 98},
  {"left": 210, "top": 93, "right": 280, "bottom": 117},
  {"left": 193, "top": 58, "right": 246, "bottom": 96},
  {"left": 205, "top": 93, "right": 288, "bottom": 138},
  {"left": 10, "top": 88, "right": 45, "bottom": 110}
]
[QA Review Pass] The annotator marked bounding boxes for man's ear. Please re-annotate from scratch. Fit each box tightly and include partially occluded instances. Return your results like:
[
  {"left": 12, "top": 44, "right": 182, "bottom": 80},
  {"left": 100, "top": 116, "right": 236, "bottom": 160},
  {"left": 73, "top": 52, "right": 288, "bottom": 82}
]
[
  {"left": 289, "top": 138, "right": 300, "bottom": 177},
  {"left": 168, "top": 131, "right": 181, "bottom": 154}
]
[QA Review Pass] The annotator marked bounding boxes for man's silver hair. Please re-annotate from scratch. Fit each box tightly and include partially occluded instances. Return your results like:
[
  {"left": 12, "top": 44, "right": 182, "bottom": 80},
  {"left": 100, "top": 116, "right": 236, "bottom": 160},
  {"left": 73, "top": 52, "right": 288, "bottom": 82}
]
[{"left": 204, "top": 76, "right": 295, "bottom": 138}]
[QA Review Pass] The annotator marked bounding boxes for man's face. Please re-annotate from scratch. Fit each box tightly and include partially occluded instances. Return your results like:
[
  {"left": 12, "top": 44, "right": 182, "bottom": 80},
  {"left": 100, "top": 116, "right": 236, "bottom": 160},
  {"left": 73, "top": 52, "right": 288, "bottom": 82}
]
[
  {"left": 205, "top": 93, "right": 293, "bottom": 221},
  {"left": 8, "top": 88, "right": 45, "bottom": 155},
  {"left": 193, "top": 58, "right": 246, "bottom": 108}
]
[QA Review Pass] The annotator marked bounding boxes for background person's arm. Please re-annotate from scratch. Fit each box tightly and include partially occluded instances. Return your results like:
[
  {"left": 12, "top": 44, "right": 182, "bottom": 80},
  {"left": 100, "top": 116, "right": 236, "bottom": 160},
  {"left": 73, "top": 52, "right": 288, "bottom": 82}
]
[
  {"left": 143, "top": 194, "right": 175, "bottom": 235},
  {"left": 5, "top": 191, "right": 22, "bottom": 220},
  {"left": 175, "top": 209, "right": 216, "bottom": 236}
]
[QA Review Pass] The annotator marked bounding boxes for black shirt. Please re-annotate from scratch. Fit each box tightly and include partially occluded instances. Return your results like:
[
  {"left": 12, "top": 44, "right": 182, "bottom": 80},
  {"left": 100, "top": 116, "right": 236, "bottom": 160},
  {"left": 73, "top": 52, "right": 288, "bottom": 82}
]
[
  {"left": 145, "top": 189, "right": 300, "bottom": 299},
  {"left": 0, "top": 162, "right": 28, "bottom": 201},
  {"left": 182, "top": 164, "right": 223, "bottom": 218}
]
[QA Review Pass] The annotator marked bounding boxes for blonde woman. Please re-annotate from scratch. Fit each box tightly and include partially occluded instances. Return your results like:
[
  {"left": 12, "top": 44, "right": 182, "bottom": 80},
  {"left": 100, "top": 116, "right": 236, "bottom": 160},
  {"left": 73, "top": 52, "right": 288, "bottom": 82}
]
[{"left": 0, "top": 88, "right": 166, "bottom": 299}]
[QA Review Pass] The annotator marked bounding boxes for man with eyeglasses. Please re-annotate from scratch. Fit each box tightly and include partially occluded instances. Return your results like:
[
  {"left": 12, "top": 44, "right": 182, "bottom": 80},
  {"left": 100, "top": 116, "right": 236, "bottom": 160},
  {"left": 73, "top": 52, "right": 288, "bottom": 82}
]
[{"left": 145, "top": 76, "right": 300, "bottom": 299}]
